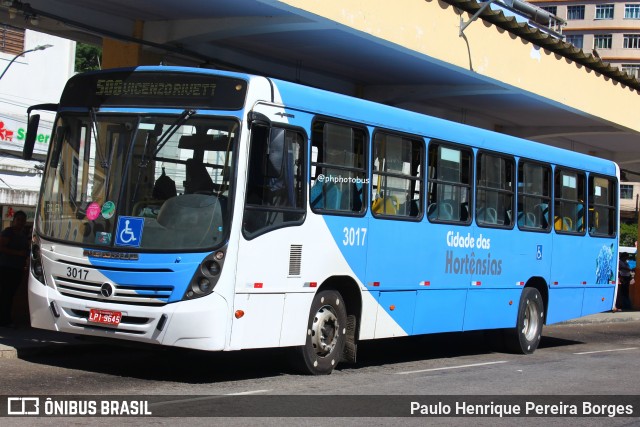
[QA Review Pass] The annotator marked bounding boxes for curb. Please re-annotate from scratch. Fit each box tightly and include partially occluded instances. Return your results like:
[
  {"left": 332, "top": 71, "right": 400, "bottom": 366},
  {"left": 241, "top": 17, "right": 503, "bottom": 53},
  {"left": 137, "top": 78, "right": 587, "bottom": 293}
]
[
  {"left": 0, "top": 340, "right": 92, "bottom": 359},
  {"left": 558, "top": 312, "right": 640, "bottom": 325},
  {"left": 0, "top": 347, "right": 18, "bottom": 359},
  {"left": 0, "top": 328, "right": 98, "bottom": 359}
]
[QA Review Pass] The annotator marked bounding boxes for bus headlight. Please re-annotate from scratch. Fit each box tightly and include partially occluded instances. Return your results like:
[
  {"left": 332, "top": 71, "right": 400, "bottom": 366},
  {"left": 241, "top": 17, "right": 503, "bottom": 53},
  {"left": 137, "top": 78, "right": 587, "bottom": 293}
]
[
  {"left": 198, "top": 278, "right": 212, "bottom": 293},
  {"left": 182, "top": 250, "right": 226, "bottom": 301},
  {"left": 205, "top": 260, "right": 221, "bottom": 276},
  {"left": 30, "top": 236, "right": 45, "bottom": 284},
  {"left": 187, "top": 275, "right": 215, "bottom": 298}
]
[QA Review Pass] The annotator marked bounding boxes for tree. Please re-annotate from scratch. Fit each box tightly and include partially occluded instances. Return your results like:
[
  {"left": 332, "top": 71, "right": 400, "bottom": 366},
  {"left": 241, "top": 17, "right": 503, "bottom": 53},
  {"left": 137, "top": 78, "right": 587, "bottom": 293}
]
[
  {"left": 620, "top": 222, "right": 638, "bottom": 247},
  {"left": 75, "top": 43, "right": 101, "bottom": 73}
]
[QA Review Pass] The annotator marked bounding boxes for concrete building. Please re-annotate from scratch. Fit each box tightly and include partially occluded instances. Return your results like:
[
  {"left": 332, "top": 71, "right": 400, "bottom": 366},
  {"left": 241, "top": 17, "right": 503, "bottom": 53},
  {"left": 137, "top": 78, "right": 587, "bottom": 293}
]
[
  {"left": 620, "top": 180, "right": 640, "bottom": 221},
  {"left": 0, "top": 27, "right": 75, "bottom": 229},
  {"left": 527, "top": 1, "right": 640, "bottom": 223},
  {"left": 530, "top": 0, "right": 640, "bottom": 78}
]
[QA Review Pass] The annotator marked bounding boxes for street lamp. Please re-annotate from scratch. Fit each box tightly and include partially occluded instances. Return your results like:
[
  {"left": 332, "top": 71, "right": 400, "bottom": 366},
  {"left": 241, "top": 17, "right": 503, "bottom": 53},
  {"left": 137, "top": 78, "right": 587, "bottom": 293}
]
[{"left": 0, "top": 44, "right": 53, "bottom": 81}]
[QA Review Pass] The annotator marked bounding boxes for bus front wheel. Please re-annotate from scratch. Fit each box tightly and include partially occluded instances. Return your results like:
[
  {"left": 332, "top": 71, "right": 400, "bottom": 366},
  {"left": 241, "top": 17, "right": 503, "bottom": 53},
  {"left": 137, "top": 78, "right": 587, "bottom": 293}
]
[
  {"left": 505, "top": 287, "right": 544, "bottom": 354},
  {"left": 294, "top": 290, "right": 347, "bottom": 375}
]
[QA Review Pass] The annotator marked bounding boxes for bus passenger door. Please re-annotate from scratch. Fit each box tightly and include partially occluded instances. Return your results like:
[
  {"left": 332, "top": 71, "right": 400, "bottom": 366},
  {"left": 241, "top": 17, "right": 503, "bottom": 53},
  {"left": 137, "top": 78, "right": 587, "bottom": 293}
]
[{"left": 233, "top": 108, "right": 311, "bottom": 350}]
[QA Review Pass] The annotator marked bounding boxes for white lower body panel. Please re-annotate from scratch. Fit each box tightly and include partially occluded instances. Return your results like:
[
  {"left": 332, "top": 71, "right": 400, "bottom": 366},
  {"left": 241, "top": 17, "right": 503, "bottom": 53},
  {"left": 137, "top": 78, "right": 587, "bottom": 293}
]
[{"left": 29, "top": 278, "right": 230, "bottom": 351}]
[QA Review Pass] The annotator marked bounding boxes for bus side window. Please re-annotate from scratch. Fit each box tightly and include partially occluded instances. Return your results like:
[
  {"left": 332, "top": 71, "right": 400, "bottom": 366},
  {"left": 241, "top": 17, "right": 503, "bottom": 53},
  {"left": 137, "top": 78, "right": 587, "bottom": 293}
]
[
  {"left": 310, "top": 121, "right": 367, "bottom": 214},
  {"left": 476, "top": 151, "right": 514, "bottom": 228},
  {"left": 371, "top": 131, "right": 422, "bottom": 219},
  {"left": 554, "top": 168, "right": 585, "bottom": 235},
  {"left": 427, "top": 142, "right": 472, "bottom": 224},
  {"left": 588, "top": 175, "right": 616, "bottom": 237},
  {"left": 517, "top": 161, "right": 551, "bottom": 231},
  {"left": 243, "top": 125, "right": 305, "bottom": 238}
]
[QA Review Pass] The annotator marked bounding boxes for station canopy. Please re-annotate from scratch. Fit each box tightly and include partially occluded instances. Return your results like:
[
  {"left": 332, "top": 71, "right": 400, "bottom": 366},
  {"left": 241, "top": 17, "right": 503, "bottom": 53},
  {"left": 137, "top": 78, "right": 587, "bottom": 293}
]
[{"left": 3, "top": 0, "right": 640, "bottom": 175}]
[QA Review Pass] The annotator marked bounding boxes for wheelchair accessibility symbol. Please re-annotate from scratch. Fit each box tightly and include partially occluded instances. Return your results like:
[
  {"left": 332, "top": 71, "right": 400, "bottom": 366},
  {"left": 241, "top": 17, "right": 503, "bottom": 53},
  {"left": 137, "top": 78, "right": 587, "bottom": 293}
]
[
  {"left": 536, "top": 245, "right": 543, "bottom": 261},
  {"left": 115, "top": 216, "right": 144, "bottom": 247}
]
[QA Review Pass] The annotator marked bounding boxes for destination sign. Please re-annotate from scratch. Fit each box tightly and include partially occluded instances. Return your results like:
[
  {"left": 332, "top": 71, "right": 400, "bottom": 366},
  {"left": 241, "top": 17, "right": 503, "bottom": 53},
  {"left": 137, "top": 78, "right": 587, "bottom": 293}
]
[{"left": 60, "top": 70, "right": 247, "bottom": 110}]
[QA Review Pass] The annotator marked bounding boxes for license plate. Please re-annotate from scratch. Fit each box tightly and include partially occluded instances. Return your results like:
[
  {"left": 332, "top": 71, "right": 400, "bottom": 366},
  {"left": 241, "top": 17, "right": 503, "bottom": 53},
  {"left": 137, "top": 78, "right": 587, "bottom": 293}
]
[{"left": 88, "top": 309, "right": 122, "bottom": 326}]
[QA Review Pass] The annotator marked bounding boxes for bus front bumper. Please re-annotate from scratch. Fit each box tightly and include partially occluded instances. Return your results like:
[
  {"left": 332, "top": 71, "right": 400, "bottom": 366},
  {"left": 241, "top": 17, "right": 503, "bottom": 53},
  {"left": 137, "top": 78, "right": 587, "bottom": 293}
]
[{"left": 28, "top": 280, "right": 230, "bottom": 351}]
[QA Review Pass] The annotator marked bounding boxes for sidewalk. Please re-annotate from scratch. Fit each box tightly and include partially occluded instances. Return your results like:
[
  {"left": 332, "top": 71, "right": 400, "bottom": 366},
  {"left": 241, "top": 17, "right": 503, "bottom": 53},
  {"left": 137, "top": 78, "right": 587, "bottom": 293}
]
[
  {"left": 2, "top": 310, "right": 639, "bottom": 359},
  {"left": 0, "top": 325, "right": 94, "bottom": 359},
  {"left": 559, "top": 309, "right": 640, "bottom": 325}
]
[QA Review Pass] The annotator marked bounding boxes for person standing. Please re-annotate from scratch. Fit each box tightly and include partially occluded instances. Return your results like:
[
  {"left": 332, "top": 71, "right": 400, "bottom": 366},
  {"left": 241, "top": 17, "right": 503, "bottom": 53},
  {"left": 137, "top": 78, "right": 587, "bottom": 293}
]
[
  {"left": 616, "top": 252, "right": 633, "bottom": 311},
  {"left": 0, "top": 211, "right": 29, "bottom": 327}
]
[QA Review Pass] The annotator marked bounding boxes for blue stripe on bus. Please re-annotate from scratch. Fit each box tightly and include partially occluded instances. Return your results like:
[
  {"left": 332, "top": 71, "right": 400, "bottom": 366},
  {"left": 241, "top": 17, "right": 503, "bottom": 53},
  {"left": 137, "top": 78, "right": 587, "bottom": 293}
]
[
  {"left": 320, "top": 212, "right": 616, "bottom": 333},
  {"left": 86, "top": 251, "right": 205, "bottom": 303}
]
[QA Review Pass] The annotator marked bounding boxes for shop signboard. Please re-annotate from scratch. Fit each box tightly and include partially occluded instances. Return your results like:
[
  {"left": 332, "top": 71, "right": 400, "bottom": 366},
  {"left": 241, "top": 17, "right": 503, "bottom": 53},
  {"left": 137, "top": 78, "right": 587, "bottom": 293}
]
[
  {"left": 0, "top": 116, "right": 51, "bottom": 157},
  {"left": 2, "top": 206, "right": 36, "bottom": 222}
]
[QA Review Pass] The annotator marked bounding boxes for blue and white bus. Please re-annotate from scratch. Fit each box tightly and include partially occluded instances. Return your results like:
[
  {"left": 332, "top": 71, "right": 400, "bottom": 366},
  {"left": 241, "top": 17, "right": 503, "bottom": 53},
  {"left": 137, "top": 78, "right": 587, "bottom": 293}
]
[{"left": 24, "top": 66, "right": 618, "bottom": 375}]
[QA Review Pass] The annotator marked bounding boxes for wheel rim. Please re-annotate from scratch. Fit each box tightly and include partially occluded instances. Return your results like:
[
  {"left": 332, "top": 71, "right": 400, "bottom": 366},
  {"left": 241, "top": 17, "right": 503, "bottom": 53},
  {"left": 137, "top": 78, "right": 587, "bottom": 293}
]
[
  {"left": 522, "top": 298, "right": 539, "bottom": 341},
  {"left": 311, "top": 304, "right": 339, "bottom": 357}
]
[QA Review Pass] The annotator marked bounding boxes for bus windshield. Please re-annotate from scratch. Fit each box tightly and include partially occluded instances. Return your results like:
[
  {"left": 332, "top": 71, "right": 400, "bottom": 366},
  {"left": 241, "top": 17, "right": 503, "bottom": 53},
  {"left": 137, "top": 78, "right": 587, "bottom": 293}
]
[{"left": 37, "top": 113, "right": 238, "bottom": 251}]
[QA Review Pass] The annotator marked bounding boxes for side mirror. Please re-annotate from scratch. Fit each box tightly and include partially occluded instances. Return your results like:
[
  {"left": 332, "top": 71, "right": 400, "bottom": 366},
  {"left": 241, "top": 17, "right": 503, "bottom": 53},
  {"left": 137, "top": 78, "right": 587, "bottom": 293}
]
[
  {"left": 24, "top": 103, "right": 58, "bottom": 160},
  {"left": 23, "top": 114, "right": 40, "bottom": 160}
]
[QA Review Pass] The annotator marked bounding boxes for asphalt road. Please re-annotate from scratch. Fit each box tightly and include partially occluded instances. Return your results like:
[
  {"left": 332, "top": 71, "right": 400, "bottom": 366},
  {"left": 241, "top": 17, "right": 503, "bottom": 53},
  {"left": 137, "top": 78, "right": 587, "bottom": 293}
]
[{"left": 1, "top": 320, "right": 640, "bottom": 426}]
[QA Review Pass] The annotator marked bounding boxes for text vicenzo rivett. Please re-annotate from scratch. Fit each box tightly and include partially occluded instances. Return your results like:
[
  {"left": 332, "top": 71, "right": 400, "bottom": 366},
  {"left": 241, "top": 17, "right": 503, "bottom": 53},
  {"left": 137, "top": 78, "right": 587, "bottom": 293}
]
[{"left": 95, "top": 79, "right": 216, "bottom": 97}]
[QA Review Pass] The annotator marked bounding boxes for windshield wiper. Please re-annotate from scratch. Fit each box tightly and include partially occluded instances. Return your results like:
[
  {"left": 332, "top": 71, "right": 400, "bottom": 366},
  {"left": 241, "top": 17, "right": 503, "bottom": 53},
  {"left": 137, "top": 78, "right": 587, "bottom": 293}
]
[
  {"left": 89, "top": 107, "right": 117, "bottom": 200},
  {"left": 153, "top": 109, "right": 196, "bottom": 157},
  {"left": 89, "top": 107, "right": 110, "bottom": 169}
]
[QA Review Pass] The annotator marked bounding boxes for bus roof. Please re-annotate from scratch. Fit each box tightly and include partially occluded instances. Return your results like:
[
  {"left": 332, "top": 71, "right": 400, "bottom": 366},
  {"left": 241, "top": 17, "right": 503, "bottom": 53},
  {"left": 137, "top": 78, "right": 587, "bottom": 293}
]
[
  {"left": 269, "top": 77, "right": 618, "bottom": 177},
  {"left": 59, "top": 66, "right": 617, "bottom": 177}
]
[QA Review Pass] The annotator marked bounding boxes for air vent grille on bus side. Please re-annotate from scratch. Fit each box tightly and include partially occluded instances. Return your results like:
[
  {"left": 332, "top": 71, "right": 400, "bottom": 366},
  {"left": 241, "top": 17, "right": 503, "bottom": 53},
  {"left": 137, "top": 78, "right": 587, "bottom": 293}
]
[{"left": 289, "top": 244, "right": 303, "bottom": 277}]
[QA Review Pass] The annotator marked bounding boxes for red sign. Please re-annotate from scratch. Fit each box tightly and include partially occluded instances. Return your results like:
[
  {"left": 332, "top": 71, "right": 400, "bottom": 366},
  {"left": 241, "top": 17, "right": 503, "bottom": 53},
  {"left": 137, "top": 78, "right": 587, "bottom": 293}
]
[{"left": 0, "top": 121, "right": 14, "bottom": 142}]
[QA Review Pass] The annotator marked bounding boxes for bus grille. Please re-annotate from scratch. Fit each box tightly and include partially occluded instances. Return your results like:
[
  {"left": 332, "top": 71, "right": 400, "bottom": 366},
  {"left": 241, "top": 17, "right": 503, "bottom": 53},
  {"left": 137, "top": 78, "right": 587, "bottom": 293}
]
[{"left": 53, "top": 276, "right": 173, "bottom": 306}]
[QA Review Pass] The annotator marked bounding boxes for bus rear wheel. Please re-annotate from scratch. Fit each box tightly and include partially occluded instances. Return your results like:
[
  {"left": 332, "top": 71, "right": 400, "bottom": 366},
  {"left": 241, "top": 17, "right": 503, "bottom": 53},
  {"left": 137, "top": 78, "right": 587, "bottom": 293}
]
[
  {"left": 294, "top": 290, "right": 347, "bottom": 375},
  {"left": 505, "top": 287, "right": 544, "bottom": 354}
]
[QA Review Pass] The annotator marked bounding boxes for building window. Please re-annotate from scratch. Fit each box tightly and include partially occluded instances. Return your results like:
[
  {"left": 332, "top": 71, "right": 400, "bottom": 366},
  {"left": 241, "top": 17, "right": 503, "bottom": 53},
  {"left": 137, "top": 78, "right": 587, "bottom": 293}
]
[
  {"left": 625, "top": 4, "right": 640, "bottom": 19},
  {"left": 567, "top": 5, "right": 585, "bottom": 20},
  {"left": 594, "top": 34, "right": 613, "bottom": 49},
  {"left": 624, "top": 34, "right": 640, "bottom": 48},
  {"left": 0, "top": 24, "right": 25, "bottom": 56},
  {"left": 621, "top": 64, "right": 640, "bottom": 78},
  {"left": 566, "top": 34, "right": 584, "bottom": 49},
  {"left": 621, "top": 184, "right": 634, "bottom": 200},
  {"left": 595, "top": 4, "right": 615, "bottom": 19},
  {"left": 541, "top": 6, "right": 557, "bottom": 15}
]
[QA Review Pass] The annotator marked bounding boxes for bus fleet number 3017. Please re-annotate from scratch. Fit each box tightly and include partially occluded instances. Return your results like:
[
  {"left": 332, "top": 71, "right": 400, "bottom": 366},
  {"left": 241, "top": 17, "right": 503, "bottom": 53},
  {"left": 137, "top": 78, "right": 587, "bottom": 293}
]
[
  {"left": 67, "top": 266, "right": 89, "bottom": 280},
  {"left": 343, "top": 227, "right": 367, "bottom": 246}
]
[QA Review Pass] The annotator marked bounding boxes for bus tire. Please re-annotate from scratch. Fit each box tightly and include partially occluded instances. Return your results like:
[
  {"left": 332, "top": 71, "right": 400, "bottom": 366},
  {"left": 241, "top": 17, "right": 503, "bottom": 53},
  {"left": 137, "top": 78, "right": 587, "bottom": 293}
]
[
  {"left": 505, "top": 287, "right": 544, "bottom": 354},
  {"left": 294, "top": 290, "right": 347, "bottom": 375}
]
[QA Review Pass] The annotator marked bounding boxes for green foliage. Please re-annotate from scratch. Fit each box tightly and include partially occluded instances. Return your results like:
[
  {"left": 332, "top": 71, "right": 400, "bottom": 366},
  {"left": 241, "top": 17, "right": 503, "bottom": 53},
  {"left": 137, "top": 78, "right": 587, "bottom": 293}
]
[
  {"left": 75, "top": 43, "right": 102, "bottom": 73},
  {"left": 620, "top": 222, "right": 638, "bottom": 247}
]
